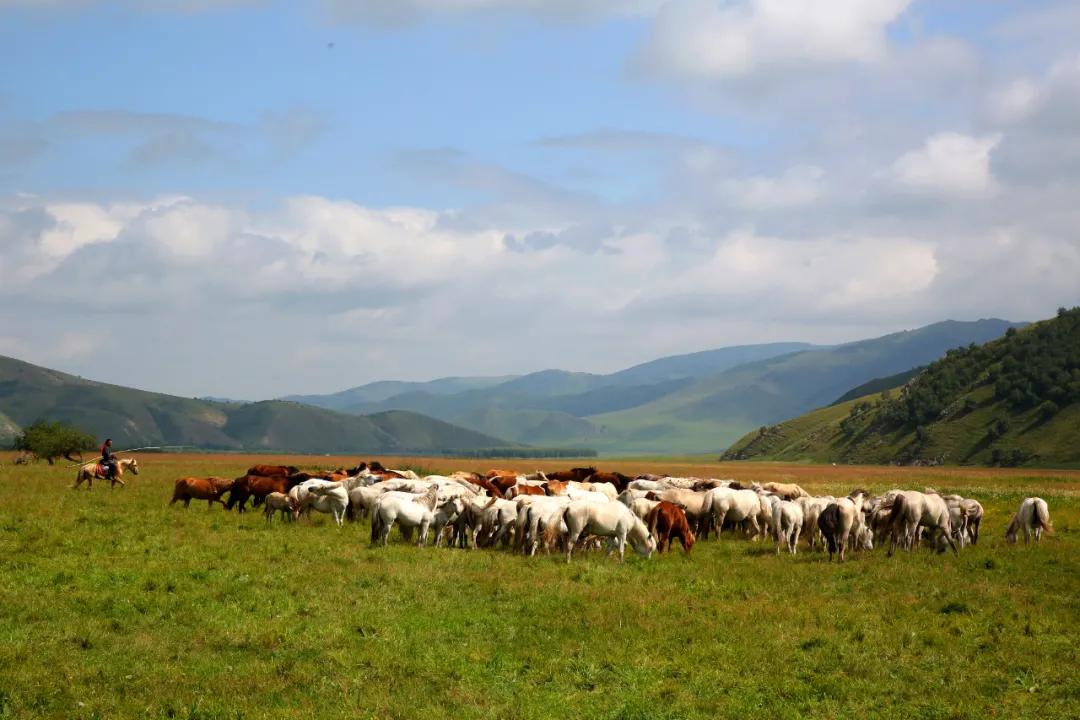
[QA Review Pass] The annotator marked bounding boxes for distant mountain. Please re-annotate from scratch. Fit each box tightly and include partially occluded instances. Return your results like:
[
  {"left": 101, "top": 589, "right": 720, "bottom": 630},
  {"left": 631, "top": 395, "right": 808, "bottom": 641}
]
[
  {"left": 0, "top": 356, "right": 519, "bottom": 454},
  {"left": 723, "top": 309, "right": 1080, "bottom": 467},
  {"left": 284, "top": 376, "right": 516, "bottom": 411},
  {"left": 587, "top": 319, "right": 1023, "bottom": 454},
  {"left": 604, "top": 342, "right": 816, "bottom": 385},
  {"left": 288, "top": 342, "right": 824, "bottom": 448}
]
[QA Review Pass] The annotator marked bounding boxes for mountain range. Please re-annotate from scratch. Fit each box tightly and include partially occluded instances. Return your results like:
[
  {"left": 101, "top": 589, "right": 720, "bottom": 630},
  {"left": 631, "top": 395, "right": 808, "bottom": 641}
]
[
  {"left": 0, "top": 319, "right": 1022, "bottom": 456},
  {"left": 286, "top": 320, "right": 1020, "bottom": 454},
  {"left": 0, "top": 355, "right": 516, "bottom": 455}
]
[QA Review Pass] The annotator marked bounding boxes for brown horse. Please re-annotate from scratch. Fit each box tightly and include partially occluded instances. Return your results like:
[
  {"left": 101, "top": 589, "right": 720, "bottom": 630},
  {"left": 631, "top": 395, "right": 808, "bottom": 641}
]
[
  {"left": 170, "top": 477, "right": 233, "bottom": 508},
  {"left": 74, "top": 457, "right": 139, "bottom": 489},
  {"left": 646, "top": 501, "right": 696, "bottom": 553}
]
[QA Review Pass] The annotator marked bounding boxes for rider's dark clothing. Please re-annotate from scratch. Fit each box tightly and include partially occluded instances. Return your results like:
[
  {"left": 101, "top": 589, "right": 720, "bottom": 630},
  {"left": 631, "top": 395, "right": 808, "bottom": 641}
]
[{"left": 101, "top": 442, "right": 116, "bottom": 477}]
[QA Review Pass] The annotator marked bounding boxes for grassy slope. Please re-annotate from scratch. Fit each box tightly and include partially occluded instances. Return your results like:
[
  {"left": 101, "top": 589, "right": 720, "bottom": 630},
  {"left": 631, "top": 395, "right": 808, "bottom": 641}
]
[
  {"left": 0, "top": 455, "right": 1077, "bottom": 719},
  {"left": 589, "top": 319, "right": 1019, "bottom": 455},
  {"left": 725, "top": 386, "right": 1080, "bottom": 467},
  {"left": 725, "top": 312, "right": 1080, "bottom": 467},
  {"left": 0, "top": 356, "right": 518, "bottom": 454}
]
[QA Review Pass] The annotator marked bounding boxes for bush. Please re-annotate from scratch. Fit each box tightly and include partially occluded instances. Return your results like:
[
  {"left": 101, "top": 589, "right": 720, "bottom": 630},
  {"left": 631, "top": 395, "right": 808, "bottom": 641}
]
[{"left": 11, "top": 420, "right": 96, "bottom": 465}]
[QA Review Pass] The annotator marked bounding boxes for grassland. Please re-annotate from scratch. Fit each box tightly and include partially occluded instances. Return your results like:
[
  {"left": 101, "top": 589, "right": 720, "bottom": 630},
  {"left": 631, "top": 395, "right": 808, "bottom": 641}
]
[{"left": 1, "top": 453, "right": 1078, "bottom": 719}]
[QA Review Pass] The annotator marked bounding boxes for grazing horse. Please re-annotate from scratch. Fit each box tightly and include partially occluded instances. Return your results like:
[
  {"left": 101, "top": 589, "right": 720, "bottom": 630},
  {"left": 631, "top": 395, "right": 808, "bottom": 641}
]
[
  {"left": 74, "top": 457, "right": 139, "bottom": 489},
  {"left": 886, "top": 490, "right": 958, "bottom": 557},
  {"left": 772, "top": 499, "right": 804, "bottom": 555},
  {"left": 170, "top": 477, "right": 232, "bottom": 508},
  {"left": 562, "top": 501, "right": 656, "bottom": 562},
  {"left": 1005, "top": 497, "right": 1053, "bottom": 545},
  {"left": 757, "top": 481, "right": 809, "bottom": 501},
  {"left": 371, "top": 486, "right": 439, "bottom": 546},
  {"left": 247, "top": 464, "right": 299, "bottom": 477},
  {"left": 645, "top": 501, "right": 695, "bottom": 554},
  {"left": 703, "top": 487, "right": 763, "bottom": 540},
  {"left": 817, "top": 491, "right": 869, "bottom": 562}
]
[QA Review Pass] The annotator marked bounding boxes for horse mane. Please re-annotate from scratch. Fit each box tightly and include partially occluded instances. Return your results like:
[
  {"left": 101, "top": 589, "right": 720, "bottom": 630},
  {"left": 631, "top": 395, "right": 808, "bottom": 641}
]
[
  {"left": 923, "top": 486, "right": 940, "bottom": 495},
  {"left": 416, "top": 485, "right": 438, "bottom": 512},
  {"left": 848, "top": 487, "right": 869, "bottom": 498},
  {"left": 727, "top": 481, "right": 743, "bottom": 491}
]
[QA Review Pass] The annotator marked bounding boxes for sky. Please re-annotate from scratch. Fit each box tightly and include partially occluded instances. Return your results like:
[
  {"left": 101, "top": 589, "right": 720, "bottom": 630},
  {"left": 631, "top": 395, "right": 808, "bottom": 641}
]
[{"left": 1, "top": 0, "right": 1079, "bottom": 399}]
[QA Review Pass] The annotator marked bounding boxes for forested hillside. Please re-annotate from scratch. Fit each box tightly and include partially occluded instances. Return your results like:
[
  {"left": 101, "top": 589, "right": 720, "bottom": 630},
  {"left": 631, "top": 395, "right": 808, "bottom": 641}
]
[{"left": 724, "top": 308, "right": 1080, "bottom": 467}]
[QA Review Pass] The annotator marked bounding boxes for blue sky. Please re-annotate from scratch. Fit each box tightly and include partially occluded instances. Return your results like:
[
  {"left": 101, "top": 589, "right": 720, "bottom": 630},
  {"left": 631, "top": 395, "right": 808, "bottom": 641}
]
[{"left": 1, "top": 0, "right": 1079, "bottom": 398}]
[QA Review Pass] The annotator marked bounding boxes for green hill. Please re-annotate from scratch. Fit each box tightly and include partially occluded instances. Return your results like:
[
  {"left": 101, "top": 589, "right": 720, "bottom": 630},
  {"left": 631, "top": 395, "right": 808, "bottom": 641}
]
[
  {"left": 284, "top": 342, "right": 821, "bottom": 448},
  {"left": 723, "top": 308, "right": 1080, "bottom": 467},
  {"left": 588, "top": 319, "right": 1020, "bottom": 454},
  {"left": 830, "top": 366, "right": 925, "bottom": 405},
  {"left": 0, "top": 356, "right": 519, "bottom": 454}
]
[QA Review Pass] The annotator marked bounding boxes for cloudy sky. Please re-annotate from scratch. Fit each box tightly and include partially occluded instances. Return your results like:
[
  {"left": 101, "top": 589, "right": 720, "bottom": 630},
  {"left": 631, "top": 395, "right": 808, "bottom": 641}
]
[{"left": 1, "top": 0, "right": 1078, "bottom": 399}]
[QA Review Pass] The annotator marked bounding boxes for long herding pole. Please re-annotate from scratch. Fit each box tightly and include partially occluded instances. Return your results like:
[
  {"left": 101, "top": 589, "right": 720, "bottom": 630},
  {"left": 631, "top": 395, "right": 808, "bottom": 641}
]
[{"left": 65, "top": 445, "right": 191, "bottom": 466}]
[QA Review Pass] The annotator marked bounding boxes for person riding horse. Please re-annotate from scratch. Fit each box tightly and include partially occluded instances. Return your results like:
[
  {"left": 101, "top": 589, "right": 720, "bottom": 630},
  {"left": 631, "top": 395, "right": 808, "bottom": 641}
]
[{"left": 100, "top": 438, "right": 117, "bottom": 480}]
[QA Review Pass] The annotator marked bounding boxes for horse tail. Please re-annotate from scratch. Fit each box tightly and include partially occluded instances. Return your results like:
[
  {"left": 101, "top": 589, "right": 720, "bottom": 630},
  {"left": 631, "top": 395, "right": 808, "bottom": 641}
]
[
  {"left": 1036, "top": 500, "right": 1053, "bottom": 534},
  {"left": 370, "top": 507, "right": 382, "bottom": 544},
  {"left": 646, "top": 504, "right": 660, "bottom": 540},
  {"left": 542, "top": 509, "right": 564, "bottom": 551}
]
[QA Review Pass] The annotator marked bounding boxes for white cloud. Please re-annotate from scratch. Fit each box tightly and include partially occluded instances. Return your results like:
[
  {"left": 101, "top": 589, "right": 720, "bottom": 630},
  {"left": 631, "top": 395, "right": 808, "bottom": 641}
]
[
  {"left": 888, "top": 132, "right": 1002, "bottom": 197},
  {"left": 637, "top": 0, "right": 911, "bottom": 80},
  {"left": 722, "top": 165, "right": 825, "bottom": 210}
]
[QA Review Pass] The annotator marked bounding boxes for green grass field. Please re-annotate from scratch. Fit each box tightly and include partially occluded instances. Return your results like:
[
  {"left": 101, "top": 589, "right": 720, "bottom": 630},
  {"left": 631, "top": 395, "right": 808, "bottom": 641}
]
[{"left": 1, "top": 454, "right": 1078, "bottom": 719}]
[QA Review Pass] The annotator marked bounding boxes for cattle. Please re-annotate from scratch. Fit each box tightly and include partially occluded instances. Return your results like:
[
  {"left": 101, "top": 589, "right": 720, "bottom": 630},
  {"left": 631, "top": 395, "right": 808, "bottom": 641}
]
[
  {"left": 170, "top": 477, "right": 232, "bottom": 508},
  {"left": 645, "top": 501, "right": 695, "bottom": 554}
]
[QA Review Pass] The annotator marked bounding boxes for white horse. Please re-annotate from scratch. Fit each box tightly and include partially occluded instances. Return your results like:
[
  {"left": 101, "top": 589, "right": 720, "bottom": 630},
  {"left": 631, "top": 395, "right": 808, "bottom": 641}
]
[
  {"left": 371, "top": 486, "right": 439, "bottom": 546},
  {"left": 772, "top": 499, "right": 804, "bottom": 555},
  {"left": 296, "top": 480, "right": 349, "bottom": 527},
  {"left": 797, "top": 495, "right": 836, "bottom": 551},
  {"left": 74, "top": 457, "right": 139, "bottom": 489},
  {"left": 817, "top": 491, "right": 869, "bottom": 562},
  {"left": 562, "top": 501, "right": 656, "bottom": 562},
  {"left": 886, "top": 490, "right": 958, "bottom": 557},
  {"left": 515, "top": 496, "right": 573, "bottom": 556},
  {"left": 1005, "top": 497, "right": 1053, "bottom": 545},
  {"left": 704, "top": 487, "right": 763, "bottom": 539}
]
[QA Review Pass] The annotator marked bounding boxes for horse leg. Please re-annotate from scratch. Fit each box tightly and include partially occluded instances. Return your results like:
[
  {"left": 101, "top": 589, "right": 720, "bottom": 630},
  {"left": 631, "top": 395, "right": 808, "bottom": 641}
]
[
  {"left": 184, "top": 498, "right": 191, "bottom": 508},
  {"left": 566, "top": 529, "right": 580, "bottom": 562}
]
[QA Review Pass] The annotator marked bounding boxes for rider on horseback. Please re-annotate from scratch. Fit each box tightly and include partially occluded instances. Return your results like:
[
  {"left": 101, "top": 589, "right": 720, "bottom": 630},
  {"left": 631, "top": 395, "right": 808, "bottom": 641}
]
[{"left": 100, "top": 438, "right": 117, "bottom": 480}]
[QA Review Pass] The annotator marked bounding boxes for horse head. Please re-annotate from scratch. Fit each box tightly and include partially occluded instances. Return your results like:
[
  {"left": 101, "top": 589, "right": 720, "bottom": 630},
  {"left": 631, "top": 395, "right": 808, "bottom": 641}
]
[{"left": 126, "top": 458, "right": 140, "bottom": 475}]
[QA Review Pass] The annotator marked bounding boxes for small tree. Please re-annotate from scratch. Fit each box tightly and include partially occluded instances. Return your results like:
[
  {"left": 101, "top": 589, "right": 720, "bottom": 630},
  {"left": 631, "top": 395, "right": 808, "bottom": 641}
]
[{"left": 12, "top": 420, "right": 97, "bottom": 465}]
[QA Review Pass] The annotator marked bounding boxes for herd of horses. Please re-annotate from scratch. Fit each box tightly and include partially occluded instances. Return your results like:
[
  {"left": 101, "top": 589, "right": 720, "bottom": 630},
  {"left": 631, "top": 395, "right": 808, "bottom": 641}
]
[{"left": 153, "top": 461, "right": 1055, "bottom": 561}]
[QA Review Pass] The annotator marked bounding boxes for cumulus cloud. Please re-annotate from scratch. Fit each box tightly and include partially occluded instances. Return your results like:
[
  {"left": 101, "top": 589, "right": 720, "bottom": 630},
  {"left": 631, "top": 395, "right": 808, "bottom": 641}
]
[
  {"left": 636, "top": 0, "right": 911, "bottom": 81},
  {"left": 887, "top": 132, "right": 1001, "bottom": 198}
]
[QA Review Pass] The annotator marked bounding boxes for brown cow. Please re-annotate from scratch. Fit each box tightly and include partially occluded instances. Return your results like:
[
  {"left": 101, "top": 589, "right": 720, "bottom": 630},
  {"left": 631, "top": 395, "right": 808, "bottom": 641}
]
[
  {"left": 171, "top": 477, "right": 232, "bottom": 508},
  {"left": 247, "top": 464, "right": 299, "bottom": 477},
  {"left": 645, "top": 501, "right": 696, "bottom": 554}
]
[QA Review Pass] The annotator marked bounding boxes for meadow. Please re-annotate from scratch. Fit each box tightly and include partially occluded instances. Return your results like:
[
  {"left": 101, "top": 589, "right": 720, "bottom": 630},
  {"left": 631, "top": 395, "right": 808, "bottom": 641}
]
[{"left": 0, "top": 453, "right": 1078, "bottom": 719}]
